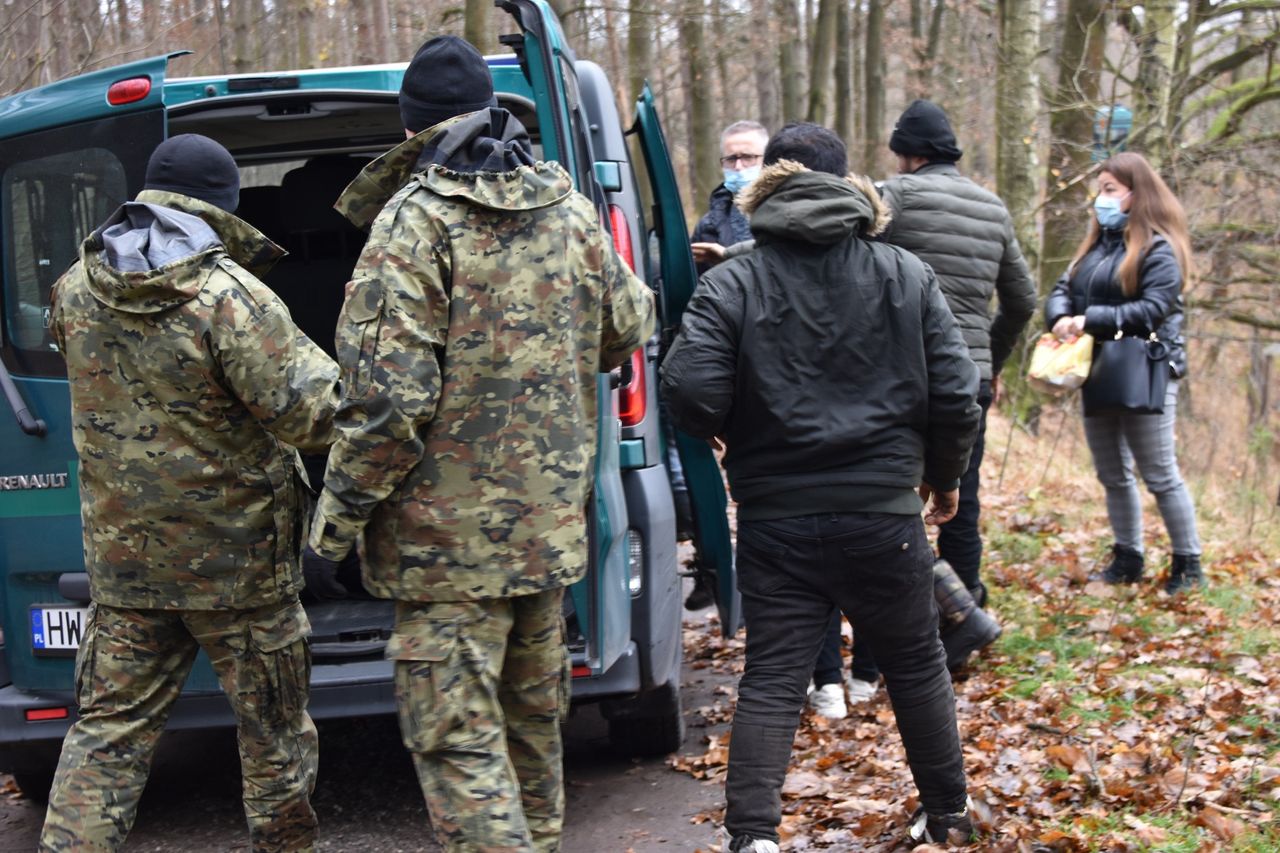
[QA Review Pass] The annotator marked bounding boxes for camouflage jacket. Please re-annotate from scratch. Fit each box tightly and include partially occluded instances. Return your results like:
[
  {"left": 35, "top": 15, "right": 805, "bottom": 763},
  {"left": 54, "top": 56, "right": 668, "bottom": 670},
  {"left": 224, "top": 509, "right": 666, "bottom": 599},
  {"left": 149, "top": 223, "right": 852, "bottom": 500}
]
[
  {"left": 51, "top": 190, "right": 340, "bottom": 610},
  {"left": 310, "top": 111, "right": 655, "bottom": 602}
]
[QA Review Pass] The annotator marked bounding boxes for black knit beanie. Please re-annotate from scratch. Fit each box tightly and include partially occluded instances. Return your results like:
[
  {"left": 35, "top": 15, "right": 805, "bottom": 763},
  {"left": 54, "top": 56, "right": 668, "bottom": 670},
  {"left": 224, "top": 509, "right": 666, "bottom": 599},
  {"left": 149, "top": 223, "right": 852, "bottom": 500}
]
[
  {"left": 143, "top": 134, "right": 240, "bottom": 212},
  {"left": 400, "top": 35, "right": 498, "bottom": 133},
  {"left": 888, "top": 99, "right": 963, "bottom": 163}
]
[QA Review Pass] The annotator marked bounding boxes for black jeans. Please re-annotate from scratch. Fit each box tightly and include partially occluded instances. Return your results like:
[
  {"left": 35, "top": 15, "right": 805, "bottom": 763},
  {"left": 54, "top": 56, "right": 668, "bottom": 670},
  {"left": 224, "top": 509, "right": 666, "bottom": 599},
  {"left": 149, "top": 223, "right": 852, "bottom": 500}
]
[
  {"left": 724, "top": 513, "right": 967, "bottom": 841},
  {"left": 812, "top": 612, "right": 843, "bottom": 687},
  {"left": 936, "top": 380, "right": 993, "bottom": 591}
]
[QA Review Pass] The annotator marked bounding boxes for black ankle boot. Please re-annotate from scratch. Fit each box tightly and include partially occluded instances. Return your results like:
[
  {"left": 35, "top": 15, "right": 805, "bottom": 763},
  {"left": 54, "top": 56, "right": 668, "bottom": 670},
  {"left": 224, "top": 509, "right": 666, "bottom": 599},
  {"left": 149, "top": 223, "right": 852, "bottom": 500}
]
[
  {"left": 1089, "top": 544, "right": 1144, "bottom": 584},
  {"left": 1165, "top": 554, "right": 1205, "bottom": 594}
]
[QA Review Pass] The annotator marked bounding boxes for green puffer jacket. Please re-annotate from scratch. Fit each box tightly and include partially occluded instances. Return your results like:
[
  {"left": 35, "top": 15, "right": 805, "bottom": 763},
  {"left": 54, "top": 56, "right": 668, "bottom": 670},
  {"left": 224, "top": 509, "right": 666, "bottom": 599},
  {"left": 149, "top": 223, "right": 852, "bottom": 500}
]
[
  {"left": 878, "top": 163, "right": 1036, "bottom": 380},
  {"left": 310, "top": 110, "right": 656, "bottom": 602},
  {"left": 51, "top": 191, "right": 340, "bottom": 610}
]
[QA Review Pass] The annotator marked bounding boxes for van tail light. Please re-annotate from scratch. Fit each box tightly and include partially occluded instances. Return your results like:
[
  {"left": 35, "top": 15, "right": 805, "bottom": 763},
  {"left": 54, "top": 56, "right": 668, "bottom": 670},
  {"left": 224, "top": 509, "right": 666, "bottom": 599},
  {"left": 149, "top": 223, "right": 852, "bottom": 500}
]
[
  {"left": 618, "top": 349, "right": 646, "bottom": 427},
  {"left": 607, "top": 204, "right": 635, "bottom": 272},
  {"left": 107, "top": 77, "right": 152, "bottom": 106},
  {"left": 608, "top": 204, "right": 646, "bottom": 427},
  {"left": 25, "top": 707, "right": 69, "bottom": 722}
]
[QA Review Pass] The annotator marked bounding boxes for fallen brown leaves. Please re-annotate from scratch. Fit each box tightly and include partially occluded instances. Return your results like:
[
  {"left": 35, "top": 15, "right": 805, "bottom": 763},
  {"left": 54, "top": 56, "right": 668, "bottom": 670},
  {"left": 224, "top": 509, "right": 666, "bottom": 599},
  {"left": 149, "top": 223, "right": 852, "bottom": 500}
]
[{"left": 668, "top": 451, "right": 1280, "bottom": 851}]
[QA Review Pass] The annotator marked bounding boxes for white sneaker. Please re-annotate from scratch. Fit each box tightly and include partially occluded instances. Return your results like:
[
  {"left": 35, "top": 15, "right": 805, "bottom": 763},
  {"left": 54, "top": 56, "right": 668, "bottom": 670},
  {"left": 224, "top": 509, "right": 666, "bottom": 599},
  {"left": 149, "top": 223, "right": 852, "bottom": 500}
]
[
  {"left": 807, "top": 682, "right": 847, "bottom": 719},
  {"left": 728, "top": 837, "right": 781, "bottom": 853},
  {"left": 845, "top": 676, "right": 878, "bottom": 704}
]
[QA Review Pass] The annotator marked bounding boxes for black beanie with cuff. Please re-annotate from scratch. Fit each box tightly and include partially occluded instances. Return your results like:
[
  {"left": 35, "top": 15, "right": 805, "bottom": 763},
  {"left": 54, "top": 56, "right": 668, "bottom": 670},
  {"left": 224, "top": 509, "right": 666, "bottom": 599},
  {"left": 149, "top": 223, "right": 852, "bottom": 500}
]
[{"left": 888, "top": 99, "right": 963, "bottom": 163}]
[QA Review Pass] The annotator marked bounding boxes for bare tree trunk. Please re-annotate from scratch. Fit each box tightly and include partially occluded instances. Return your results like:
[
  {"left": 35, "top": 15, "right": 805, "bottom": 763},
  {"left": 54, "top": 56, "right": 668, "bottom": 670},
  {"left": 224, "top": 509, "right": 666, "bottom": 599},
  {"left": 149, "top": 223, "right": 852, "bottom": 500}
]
[
  {"left": 1132, "top": 0, "right": 1178, "bottom": 164},
  {"left": 1042, "top": 0, "right": 1104, "bottom": 290},
  {"left": 679, "top": 0, "right": 718, "bottom": 211},
  {"left": 464, "top": 0, "right": 489, "bottom": 54},
  {"left": 293, "top": 0, "right": 316, "bottom": 68},
  {"left": 834, "top": 0, "right": 853, "bottom": 148},
  {"left": 369, "top": 0, "right": 391, "bottom": 61},
  {"left": 232, "top": 0, "right": 252, "bottom": 72},
  {"left": 995, "top": 0, "right": 1041, "bottom": 270},
  {"left": 627, "top": 0, "right": 653, "bottom": 114},
  {"left": 712, "top": 0, "right": 732, "bottom": 130},
  {"left": 862, "top": 0, "right": 885, "bottom": 173},
  {"left": 395, "top": 0, "right": 417, "bottom": 59},
  {"left": 806, "top": 0, "right": 837, "bottom": 124},
  {"left": 68, "top": 0, "right": 97, "bottom": 75},
  {"left": 142, "top": 0, "right": 160, "bottom": 48},
  {"left": 777, "top": 0, "right": 804, "bottom": 121},
  {"left": 601, "top": 0, "right": 626, "bottom": 108},
  {"left": 115, "top": 0, "right": 130, "bottom": 47},
  {"left": 851, "top": 0, "right": 863, "bottom": 154},
  {"left": 752, "top": 0, "right": 780, "bottom": 129},
  {"left": 354, "top": 0, "right": 376, "bottom": 66}
]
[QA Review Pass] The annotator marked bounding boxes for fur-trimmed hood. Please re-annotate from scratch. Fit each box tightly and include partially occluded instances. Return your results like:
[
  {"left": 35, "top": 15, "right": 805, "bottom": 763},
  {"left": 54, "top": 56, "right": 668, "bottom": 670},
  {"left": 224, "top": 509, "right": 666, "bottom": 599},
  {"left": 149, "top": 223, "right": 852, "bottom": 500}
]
[{"left": 735, "top": 159, "right": 890, "bottom": 245}]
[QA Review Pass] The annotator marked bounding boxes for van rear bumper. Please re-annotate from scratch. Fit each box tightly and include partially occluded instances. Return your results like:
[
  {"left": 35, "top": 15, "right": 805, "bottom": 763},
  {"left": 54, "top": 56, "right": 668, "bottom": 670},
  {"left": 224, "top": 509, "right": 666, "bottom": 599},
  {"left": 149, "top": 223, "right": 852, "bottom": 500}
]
[{"left": 0, "top": 642, "right": 642, "bottom": 767}]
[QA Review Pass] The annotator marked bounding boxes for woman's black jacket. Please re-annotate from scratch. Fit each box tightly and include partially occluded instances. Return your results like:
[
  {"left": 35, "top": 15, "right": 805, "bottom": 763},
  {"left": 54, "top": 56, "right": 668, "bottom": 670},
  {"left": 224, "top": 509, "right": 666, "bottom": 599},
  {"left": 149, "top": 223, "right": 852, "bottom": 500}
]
[{"left": 1043, "top": 228, "right": 1187, "bottom": 377}]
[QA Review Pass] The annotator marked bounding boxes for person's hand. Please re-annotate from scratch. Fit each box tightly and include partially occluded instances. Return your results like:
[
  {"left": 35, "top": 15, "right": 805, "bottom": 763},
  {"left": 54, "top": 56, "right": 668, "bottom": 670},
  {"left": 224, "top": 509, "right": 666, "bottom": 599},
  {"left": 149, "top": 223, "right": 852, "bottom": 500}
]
[
  {"left": 919, "top": 483, "right": 960, "bottom": 525},
  {"left": 991, "top": 374, "right": 1002, "bottom": 407},
  {"left": 707, "top": 436, "right": 725, "bottom": 452},
  {"left": 302, "top": 546, "right": 348, "bottom": 600},
  {"left": 1052, "top": 315, "right": 1086, "bottom": 340},
  {"left": 691, "top": 242, "right": 727, "bottom": 266}
]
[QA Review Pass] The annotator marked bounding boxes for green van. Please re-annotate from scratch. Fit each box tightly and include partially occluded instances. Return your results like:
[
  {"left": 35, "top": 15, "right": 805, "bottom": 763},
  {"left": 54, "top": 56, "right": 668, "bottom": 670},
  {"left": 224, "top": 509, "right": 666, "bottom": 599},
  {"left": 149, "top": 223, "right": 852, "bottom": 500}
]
[{"left": 0, "top": 0, "right": 737, "bottom": 797}]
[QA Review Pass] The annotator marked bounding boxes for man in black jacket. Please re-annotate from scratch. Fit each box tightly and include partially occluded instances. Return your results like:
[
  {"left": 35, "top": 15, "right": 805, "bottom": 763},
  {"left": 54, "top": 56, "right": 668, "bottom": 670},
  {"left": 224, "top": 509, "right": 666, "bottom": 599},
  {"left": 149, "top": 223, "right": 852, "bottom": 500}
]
[
  {"left": 661, "top": 123, "right": 981, "bottom": 852},
  {"left": 879, "top": 99, "right": 1036, "bottom": 610}
]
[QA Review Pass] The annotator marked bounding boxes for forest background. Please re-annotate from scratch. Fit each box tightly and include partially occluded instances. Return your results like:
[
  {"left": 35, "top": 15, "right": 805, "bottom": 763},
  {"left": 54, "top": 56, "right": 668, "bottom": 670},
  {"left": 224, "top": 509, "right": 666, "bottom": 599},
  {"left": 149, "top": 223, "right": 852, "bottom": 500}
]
[
  {"left": 3, "top": 0, "right": 1274, "bottom": 521},
  {"left": 2, "top": 1, "right": 1279, "bottom": 847}
]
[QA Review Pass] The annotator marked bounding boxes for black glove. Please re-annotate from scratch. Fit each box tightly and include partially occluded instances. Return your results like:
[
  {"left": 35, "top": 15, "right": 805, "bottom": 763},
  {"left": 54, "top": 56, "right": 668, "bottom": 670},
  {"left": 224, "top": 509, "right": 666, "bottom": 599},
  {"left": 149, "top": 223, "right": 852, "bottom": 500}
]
[{"left": 302, "top": 546, "right": 348, "bottom": 601}]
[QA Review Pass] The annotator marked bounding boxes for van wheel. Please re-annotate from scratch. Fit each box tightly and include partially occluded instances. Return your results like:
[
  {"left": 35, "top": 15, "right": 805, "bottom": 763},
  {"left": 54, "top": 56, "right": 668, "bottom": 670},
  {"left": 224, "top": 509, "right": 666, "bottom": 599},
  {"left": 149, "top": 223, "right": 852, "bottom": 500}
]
[
  {"left": 11, "top": 767, "right": 55, "bottom": 802},
  {"left": 605, "top": 680, "right": 685, "bottom": 757}
]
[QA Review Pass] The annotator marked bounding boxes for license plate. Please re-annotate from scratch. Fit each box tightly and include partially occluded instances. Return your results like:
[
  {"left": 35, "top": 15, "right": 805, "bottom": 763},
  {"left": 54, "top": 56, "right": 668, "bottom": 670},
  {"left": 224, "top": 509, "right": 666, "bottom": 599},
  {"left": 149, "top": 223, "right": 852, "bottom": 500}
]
[{"left": 31, "top": 606, "right": 89, "bottom": 654}]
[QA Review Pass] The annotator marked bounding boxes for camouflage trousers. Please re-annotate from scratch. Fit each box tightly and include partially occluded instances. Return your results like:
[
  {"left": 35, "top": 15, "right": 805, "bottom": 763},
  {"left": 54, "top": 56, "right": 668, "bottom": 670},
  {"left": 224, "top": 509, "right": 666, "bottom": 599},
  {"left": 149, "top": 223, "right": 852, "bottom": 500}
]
[
  {"left": 392, "top": 588, "right": 570, "bottom": 852},
  {"left": 40, "top": 599, "right": 319, "bottom": 853}
]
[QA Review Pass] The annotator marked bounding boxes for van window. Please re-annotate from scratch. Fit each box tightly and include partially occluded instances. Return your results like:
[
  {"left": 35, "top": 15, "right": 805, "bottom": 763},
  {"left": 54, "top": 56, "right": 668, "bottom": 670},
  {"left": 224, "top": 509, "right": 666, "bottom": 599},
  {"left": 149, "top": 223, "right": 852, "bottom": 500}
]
[{"left": 2, "top": 148, "right": 128, "bottom": 374}]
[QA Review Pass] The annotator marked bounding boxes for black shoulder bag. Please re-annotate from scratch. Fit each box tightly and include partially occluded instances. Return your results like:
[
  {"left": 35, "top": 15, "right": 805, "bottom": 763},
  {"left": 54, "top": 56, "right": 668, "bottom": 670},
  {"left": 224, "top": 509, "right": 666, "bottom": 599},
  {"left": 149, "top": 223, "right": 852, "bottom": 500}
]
[
  {"left": 1082, "top": 331, "right": 1169, "bottom": 416},
  {"left": 1079, "top": 247, "right": 1171, "bottom": 417}
]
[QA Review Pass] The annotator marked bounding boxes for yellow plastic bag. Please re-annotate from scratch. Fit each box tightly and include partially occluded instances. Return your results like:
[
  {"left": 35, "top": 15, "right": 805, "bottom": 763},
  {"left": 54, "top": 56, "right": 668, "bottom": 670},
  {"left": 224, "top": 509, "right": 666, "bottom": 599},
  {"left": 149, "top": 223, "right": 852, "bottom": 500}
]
[{"left": 1027, "top": 332, "right": 1094, "bottom": 395}]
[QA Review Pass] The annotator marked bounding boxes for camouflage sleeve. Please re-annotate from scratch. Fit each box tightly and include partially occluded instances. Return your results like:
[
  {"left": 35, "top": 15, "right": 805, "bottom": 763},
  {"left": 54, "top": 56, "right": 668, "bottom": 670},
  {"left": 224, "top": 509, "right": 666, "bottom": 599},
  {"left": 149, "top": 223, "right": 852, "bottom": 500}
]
[
  {"left": 48, "top": 269, "right": 71, "bottom": 353},
  {"left": 597, "top": 225, "right": 656, "bottom": 372},
  {"left": 309, "top": 207, "right": 450, "bottom": 560},
  {"left": 212, "top": 259, "right": 341, "bottom": 454}
]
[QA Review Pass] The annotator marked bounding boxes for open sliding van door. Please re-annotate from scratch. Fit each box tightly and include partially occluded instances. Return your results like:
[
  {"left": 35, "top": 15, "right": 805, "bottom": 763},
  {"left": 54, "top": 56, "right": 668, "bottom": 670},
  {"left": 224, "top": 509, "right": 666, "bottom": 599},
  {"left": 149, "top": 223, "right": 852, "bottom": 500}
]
[{"left": 631, "top": 85, "right": 740, "bottom": 638}]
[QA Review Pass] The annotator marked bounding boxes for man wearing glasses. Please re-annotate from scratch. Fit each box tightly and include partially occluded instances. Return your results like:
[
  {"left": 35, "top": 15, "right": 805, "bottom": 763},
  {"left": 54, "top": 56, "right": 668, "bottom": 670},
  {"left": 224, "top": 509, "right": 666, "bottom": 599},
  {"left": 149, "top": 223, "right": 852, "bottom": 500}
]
[
  {"left": 690, "top": 120, "right": 769, "bottom": 277},
  {"left": 680, "top": 120, "right": 770, "bottom": 613}
]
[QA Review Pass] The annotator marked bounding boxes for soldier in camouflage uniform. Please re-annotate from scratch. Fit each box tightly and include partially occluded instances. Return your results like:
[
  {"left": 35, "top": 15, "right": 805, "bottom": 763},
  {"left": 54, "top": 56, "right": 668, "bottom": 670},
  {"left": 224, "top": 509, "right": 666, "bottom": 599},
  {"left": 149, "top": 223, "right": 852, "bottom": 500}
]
[
  {"left": 304, "top": 37, "right": 655, "bottom": 852},
  {"left": 40, "top": 134, "right": 340, "bottom": 853}
]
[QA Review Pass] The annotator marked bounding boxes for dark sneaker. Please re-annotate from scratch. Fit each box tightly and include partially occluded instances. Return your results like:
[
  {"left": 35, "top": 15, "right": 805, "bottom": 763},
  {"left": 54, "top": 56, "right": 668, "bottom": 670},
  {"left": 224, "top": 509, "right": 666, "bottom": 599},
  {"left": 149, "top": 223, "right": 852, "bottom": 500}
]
[{"left": 907, "top": 804, "right": 975, "bottom": 846}]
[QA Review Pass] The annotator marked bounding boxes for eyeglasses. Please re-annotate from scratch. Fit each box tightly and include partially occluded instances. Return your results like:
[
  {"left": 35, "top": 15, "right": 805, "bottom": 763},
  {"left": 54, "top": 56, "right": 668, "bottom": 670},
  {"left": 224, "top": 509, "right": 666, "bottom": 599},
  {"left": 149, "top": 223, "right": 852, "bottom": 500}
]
[{"left": 720, "top": 153, "right": 762, "bottom": 167}]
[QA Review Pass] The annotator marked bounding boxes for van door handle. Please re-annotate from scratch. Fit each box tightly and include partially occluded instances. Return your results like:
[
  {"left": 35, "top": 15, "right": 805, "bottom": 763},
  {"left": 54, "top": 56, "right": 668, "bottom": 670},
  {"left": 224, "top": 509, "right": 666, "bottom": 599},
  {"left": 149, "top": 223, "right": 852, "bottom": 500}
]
[{"left": 0, "top": 358, "right": 47, "bottom": 436}]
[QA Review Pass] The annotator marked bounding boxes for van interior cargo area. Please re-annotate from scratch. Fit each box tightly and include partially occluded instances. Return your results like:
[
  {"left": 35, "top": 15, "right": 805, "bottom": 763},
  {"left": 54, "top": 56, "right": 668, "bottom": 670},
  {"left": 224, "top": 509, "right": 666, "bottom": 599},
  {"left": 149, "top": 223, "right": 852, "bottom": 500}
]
[{"left": 166, "top": 91, "right": 589, "bottom": 672}]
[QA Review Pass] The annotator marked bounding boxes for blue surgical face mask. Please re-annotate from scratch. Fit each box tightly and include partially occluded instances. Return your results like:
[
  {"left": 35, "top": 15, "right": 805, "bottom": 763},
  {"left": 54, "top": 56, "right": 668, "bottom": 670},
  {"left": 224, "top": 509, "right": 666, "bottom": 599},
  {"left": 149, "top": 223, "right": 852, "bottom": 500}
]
[
  {"left": 1094, "top": 193, "right": 1130, "bottom": 230},
  {"left": 723, "top": 165, "right": 761, "bottom": 195}
]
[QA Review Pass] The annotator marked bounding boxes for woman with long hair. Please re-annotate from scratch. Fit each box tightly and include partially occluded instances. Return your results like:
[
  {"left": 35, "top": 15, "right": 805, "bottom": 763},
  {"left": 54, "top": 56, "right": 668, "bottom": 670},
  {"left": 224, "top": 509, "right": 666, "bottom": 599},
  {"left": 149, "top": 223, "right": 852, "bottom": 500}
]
[{"left": 1044, "top": 151, "right": 1203, "bottom": 593}]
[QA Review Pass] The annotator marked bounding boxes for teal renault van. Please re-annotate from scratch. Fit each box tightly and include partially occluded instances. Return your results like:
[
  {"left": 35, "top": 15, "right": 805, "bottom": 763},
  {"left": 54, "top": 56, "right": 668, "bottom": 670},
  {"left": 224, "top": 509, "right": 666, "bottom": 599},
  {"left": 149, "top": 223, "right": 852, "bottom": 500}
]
[{"left": 0, "top": 0, "right": 737, "bottom": 797}]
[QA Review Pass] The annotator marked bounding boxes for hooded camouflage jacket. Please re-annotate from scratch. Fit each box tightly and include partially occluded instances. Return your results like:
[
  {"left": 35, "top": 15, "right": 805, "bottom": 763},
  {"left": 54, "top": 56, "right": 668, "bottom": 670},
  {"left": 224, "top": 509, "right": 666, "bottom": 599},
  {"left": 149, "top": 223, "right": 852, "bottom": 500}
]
[
  {"left": 51, "top": 191, "right": 341, "bottom": 610},
  {"left": 310, "top": 110, "right": 655, "bottom": 602}
]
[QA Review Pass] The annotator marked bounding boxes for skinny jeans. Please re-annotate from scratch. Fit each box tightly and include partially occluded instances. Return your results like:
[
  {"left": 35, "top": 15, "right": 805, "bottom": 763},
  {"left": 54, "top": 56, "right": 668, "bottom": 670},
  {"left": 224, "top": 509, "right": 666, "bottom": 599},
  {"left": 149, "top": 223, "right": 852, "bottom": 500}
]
[
  {"left": 1082, "top": 381, "right": 1200, "bottom": 556},
  {"left": 724, "top": 512, "right": 967, "bottom": 842}
]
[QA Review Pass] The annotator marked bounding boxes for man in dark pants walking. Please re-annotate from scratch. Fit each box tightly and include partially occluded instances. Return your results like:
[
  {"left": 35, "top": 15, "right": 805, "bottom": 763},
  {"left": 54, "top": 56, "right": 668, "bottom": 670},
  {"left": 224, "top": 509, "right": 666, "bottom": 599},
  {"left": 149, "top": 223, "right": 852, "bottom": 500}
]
[
  {"left": 661, "top": 123, "right": 981, "bottom": 851},
  {"left": 879, "top": 99, "right": 1037, "bottom": 609}
]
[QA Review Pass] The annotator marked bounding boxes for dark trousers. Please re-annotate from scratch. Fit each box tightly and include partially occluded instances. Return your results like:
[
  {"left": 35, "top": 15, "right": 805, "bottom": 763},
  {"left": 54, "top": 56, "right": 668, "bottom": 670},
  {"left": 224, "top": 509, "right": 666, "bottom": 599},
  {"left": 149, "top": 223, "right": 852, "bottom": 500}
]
[
  {"left": 724, "top": 513, "right": 967, "bottom": 841},
  {"left": 936, "top": 380, "right": 993, "bottom": 590},
  {"left": 813, "top": 612, "right": 843, "bottom": 687}
]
